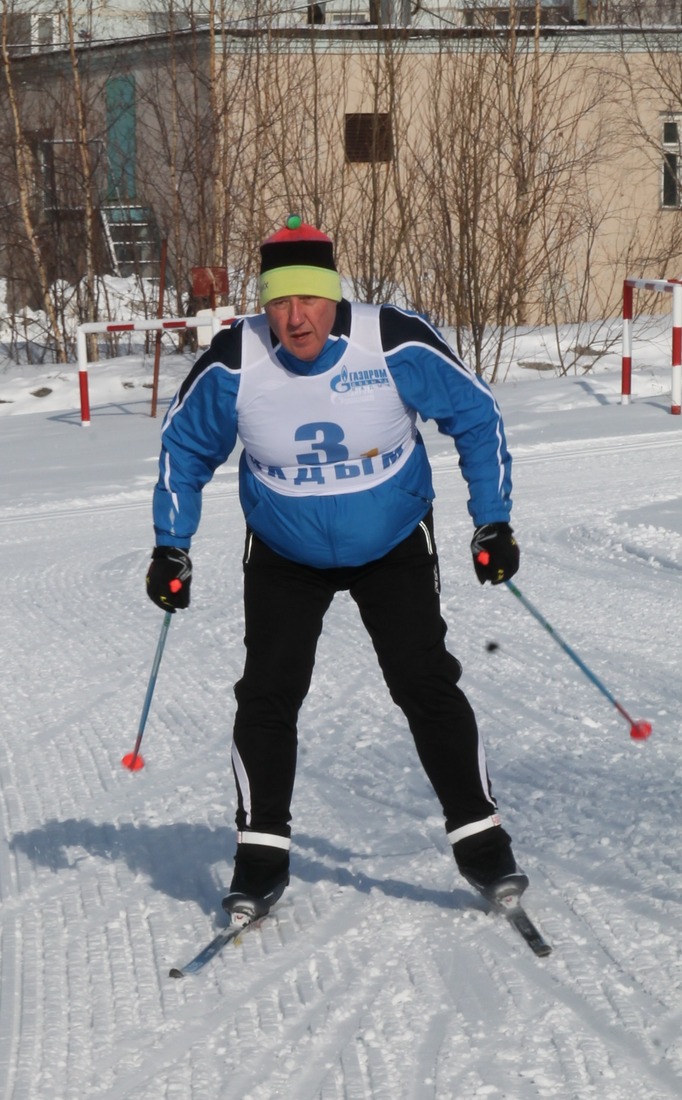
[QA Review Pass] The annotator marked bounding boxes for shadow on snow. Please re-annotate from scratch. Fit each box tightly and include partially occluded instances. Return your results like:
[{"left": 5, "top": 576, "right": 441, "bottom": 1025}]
[{"left": 9, "top": 818, "right": 475, "bottom": 918}]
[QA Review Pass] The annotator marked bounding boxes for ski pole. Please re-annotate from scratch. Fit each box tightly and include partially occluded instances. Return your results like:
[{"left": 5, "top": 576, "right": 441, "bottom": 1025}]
[
  {"left": 503, "top": 578, "right": 652, "bottom": 741},
  {"left": 122, "top": 610, "right": 173, "bottom": 770}
]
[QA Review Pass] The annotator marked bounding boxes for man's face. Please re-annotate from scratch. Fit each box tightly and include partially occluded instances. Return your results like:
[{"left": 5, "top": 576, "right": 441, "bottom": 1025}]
[{"left": 264, "top": 295, "right": 337, "bottom": 361}]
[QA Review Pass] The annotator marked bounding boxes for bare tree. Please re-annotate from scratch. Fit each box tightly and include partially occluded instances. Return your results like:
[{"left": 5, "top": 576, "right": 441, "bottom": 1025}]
[
  {"left": 64, "top": 0, "right": 99, "bottom": 327},
  {"left": 616, "top": 24, "right": 682, "bottom": 279},
  {"left": 0, "top": 1, "right": 67, "bottom": 359},
  {"left": 376, "top": 20, "right": 622, "bottom": 375}
]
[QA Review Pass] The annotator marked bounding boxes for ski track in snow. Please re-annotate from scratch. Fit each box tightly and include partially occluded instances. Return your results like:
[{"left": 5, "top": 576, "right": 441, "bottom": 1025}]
[{"left": 1, "top": 380, "right": 682, "bottom": 1099}]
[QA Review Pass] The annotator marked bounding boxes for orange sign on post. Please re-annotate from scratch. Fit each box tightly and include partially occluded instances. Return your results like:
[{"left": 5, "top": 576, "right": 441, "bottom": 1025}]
[{"left": 191, "top": 267, "right": 229, "bottom": 309}]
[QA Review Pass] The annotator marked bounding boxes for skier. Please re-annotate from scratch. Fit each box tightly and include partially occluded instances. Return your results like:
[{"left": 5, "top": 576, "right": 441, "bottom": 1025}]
[{"left": 146, "top": 216, "right": 526, "bottom": 924}]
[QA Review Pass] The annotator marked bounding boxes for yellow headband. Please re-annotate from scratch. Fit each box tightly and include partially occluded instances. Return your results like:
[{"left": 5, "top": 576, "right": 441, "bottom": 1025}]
[{"left": 260, "top": 266, "right": 342, "bottom": 307}]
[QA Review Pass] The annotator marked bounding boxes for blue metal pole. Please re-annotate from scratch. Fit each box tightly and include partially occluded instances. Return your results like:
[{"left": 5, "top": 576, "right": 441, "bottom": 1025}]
[
  {"left": 122, "top": 611, "right": 173, "bottom": 770},
  {"left": 504, "top": 581, "right": 651, "bottom": 740}
]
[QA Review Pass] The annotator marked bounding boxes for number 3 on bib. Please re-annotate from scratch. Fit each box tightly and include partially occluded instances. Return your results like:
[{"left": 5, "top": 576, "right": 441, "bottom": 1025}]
[{"left": 295, "top": 422, "right": 348, "bottom": 465}]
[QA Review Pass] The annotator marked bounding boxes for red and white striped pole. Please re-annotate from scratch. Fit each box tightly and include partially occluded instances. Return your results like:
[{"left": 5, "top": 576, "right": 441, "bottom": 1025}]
[
  {"left": 621, "top": 279, "right": 633, "bottom": 406},
  {"left": 671, "top": 281, "right": 682, "bottom": 415},
  {"left": 621, "top": 276, "right": 682, "bottom": 414},
  {"left": 76, "top": 327, "right": 91, "bottom": 426}
]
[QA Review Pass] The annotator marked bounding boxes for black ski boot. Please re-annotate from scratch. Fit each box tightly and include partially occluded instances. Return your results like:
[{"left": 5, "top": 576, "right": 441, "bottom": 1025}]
[
  {"left": 453, "top": 825, "right": 529, "bottom": 904},
  {"left": 222, "top": 841, "right": 290, "bottom": 920}
]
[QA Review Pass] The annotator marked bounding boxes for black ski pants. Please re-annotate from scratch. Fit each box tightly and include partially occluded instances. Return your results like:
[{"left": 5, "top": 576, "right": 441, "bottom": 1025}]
[{"left": 231, "top": 510, "right": 498, "bottom": 841}]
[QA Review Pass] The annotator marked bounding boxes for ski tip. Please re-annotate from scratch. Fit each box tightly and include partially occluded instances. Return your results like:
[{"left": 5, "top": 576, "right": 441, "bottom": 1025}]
[{"left": 168, "top": 967, "right": 185, "bottom": 979}]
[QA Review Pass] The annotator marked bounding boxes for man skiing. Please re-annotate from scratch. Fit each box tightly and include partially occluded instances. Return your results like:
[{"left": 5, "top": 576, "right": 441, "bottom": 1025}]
[{"left": 146, "top": 215, "right": 526, "bottom": 926}]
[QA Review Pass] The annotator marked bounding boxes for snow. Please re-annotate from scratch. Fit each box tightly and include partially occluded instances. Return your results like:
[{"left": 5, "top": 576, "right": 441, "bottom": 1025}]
[{"left": 1, "top": 318, "right": 681, "bottom": 1099}]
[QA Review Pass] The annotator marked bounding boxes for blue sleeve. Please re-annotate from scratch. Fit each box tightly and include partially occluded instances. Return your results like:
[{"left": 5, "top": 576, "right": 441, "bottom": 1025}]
[
  {"left": 153, "top": 357, "right": 240, "bottom": 548},
  {"left": 381, "top": 306, "right": 512, "bottom": 526}
]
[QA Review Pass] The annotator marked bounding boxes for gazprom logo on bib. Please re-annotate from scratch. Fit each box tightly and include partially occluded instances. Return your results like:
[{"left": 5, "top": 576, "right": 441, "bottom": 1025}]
[{"left": 331, "top": 365, "right": 391, "bottom": 393}]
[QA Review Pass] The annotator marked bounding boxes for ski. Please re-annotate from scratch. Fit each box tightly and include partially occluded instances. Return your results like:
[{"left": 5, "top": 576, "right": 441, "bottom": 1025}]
[
  {"left": 169, "top": 884, "right": 550, "bottom": 978},
  {"left": 503, "top": 904, "right": 552, "bottom": 956},
  {"left": 169, "top": 911, "right": 266, "bottom": 979},
  {"left": 491, "top": 891, "right": 552, "bottom": 957}
]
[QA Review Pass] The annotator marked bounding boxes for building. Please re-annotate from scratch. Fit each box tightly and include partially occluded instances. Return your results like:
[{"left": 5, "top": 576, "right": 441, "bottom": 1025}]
[{"left": 2, "top": 8, "right": 682, "bottom": 352}]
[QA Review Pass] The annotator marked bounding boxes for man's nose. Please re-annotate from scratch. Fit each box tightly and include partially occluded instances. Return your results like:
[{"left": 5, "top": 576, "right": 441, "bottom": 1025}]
[{"left": 287, "top": 298, "right": 305, "bottom": 325}]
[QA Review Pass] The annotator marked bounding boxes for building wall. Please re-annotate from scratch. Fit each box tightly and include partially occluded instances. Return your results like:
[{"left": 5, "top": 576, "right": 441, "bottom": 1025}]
[
  {"left": 211, "top": 29, "right": 682, "bottom": 324},
  {"left": 2, "top": 24, "right": 682, "bottom": 328}
]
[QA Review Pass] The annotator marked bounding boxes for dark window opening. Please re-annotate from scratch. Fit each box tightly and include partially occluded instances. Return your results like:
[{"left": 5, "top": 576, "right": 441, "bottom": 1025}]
[
  {"left": 344, "top": 113, "right": 393, "bottom": 164},
  {"left": 307, "top": 3, "right": 326, "bottom": 23},
  {"left": 663, "top": 152, "right": 678, "bottom": 208},
  {"left": 662, "top": 120, "right": 681, "bottom": 208}
]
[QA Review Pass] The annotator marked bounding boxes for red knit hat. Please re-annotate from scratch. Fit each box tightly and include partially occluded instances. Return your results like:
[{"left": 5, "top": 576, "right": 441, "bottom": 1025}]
[{"left": 259, "top": 215, "right": 342, "bottom": 306}]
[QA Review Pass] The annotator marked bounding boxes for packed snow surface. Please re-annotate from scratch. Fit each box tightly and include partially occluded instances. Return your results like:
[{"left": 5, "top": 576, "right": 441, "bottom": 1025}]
[{"left": 1, "top": 326, "right": 681, "bottom": 1099}]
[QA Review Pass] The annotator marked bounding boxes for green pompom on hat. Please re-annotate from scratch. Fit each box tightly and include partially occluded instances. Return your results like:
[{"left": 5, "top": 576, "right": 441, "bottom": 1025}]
[{"left": 259, "top": 216, "right": 342, "bottom": 306}]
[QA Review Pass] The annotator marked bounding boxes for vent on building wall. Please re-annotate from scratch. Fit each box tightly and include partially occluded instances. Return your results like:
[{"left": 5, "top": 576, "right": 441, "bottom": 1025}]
[{"left": 344, "top": 113, "right": 393, "bottom": 163}]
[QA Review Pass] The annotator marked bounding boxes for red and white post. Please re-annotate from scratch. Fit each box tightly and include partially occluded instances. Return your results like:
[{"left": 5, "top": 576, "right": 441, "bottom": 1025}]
[
  {"left": 672, "top": 282, "right": 682, "bottom": 415},
  {"left": 621, "top": 279, "right": 633, "bottom": 406},
  {"left": 76, "top": 327, "right": 91, "bottom": 426},
  {"left": 622, "top": 276, "right": 682, "bottom": 414},
  {"left": 76, "top": 314, "right": 235, "bottom": 426}
]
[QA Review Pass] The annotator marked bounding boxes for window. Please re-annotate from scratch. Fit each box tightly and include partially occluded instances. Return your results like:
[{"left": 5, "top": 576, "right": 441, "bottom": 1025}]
[
  {"left": 4, "top": 13, "right": 53, "bottom": 54},
  {"left": 106, "top": 77, "right": 137, "bottom": 202},
  {"left": 38, "top": 138, "right": 56, "bottom": 210},
  {"left": 148, "top": 11, "right": 190, "bottom": 33},
  {"left": 662, "top": 119, "right": 681, "bottom": 208},
  {"left": 36, "top": 137, "right": 106, "bottom": 212},
  {"left": 463, "top": 3, "right": 571, "bottom": 28},
  {"left": 344, "top": 113, "right": 393, "bottom": 164}
]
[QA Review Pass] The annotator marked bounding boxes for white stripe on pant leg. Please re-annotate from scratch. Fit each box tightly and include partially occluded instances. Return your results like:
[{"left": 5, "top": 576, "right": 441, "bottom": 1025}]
[
  {"left": 237, "top": 831, "right": 291, "bottom": 850},
  {"left": 418, "top": 519, "right": 433, "bottom": 555},
  {"left": 446, "top": 727, "right": 501, "bottom": 845},
  {"left": 231, "top": 741, "right": 252, "bottom": 827},
  {"left": 478, "top": 733, "right": 494, "bottom": 803},
  {"left": 447, "top": 814, "right": 502, "bottom": 846}
]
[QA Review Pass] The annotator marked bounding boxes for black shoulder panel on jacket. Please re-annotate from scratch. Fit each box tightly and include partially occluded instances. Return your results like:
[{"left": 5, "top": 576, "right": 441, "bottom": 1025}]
[
  {"left": 175, "top": 320, "right": 244, "bottom": 402},
  {"left": 333, "top": 299, "right": 352, "bottom": 338},
  {"left": 379, "top": 304, "right": 455, "bottom": 361}
]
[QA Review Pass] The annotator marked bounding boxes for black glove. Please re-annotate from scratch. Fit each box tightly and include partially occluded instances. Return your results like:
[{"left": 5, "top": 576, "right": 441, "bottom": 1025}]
[
  {"left": 471, "top": 523, "right": 519, "bottom": 585},
  {"left": 146, "top": 546, "right": 192, "bottom": 612}
]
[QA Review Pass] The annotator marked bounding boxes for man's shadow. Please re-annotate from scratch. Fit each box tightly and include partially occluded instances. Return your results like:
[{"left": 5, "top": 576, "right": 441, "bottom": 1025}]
[{"left": 9, "top": 819, "right": 475, "bottom": 918}]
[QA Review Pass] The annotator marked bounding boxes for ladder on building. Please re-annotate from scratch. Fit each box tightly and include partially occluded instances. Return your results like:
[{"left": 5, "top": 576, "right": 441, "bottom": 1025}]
[{"left": 100, "top": 203, "right": 159, "bottom": 277}]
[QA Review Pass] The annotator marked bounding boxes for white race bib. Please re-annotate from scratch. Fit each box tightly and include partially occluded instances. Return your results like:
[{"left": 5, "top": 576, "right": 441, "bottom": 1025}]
[{"left": 236, "top": 305, "right": 416, "bottom": 497}]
